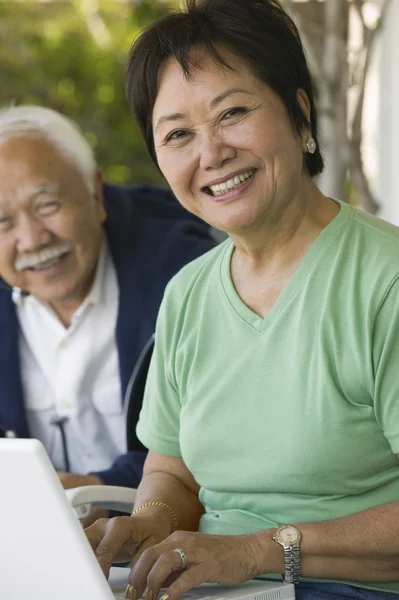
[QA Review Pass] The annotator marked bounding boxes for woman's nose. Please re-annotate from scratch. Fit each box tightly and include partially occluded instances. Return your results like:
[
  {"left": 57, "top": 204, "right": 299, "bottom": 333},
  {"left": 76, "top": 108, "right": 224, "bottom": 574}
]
[{"left": 198, "top": 133, "right": 237, "bottom": 171}]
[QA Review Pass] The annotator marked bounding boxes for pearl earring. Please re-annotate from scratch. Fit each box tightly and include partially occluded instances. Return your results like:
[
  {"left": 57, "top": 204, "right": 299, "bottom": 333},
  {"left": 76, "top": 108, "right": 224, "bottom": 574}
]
[{"left": 306, "top": 136, "right": 316, "bottom": 154}]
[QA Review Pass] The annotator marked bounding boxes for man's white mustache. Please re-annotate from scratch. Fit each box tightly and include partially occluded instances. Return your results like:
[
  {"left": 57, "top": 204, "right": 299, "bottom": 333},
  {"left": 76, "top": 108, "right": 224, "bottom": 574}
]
[{"left": 15, "top": 243, "right": 73, "bottom": 271}]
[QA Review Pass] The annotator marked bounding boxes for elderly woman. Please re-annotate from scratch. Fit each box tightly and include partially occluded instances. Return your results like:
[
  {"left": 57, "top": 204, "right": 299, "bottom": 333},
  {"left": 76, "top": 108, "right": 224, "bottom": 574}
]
[{"left": 86, "top": 1, "right": 399, "bottom": 599}]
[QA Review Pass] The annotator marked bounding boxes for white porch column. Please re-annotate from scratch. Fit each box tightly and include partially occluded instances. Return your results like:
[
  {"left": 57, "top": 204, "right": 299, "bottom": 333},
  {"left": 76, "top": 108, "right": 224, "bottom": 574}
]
[{"left": 377, "top": 1, "right": 399, "bottom": 224}]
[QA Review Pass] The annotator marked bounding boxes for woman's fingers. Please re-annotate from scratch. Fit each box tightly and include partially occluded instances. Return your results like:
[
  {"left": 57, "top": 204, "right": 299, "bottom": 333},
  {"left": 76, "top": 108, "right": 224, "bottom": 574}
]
[
  {"left": 132, "top": 547, "right": 189, "bottom": 599},
  {"left": 125, "top": 532, "right": 262, "bottom": 600},
  {"left": 129, "top": 536, "right": 165, "bottom": 571},
  {"left": 87, "top": 516, "right": 140, "bottom": 577},
  {"left": 160, "top": 564, "right": 213, "bottom": 600},
  {"left": 85, "top": 517, "right": 110, "bottom": 552}
]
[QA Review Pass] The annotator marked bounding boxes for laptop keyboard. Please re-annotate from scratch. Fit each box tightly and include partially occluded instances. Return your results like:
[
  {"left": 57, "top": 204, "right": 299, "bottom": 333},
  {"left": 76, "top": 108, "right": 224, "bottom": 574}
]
[
  {"left": 112, "top": 593, "right": 226, "bottom": 600},
  {"left": 112, "top": 591, "right": 215, "bottom": 600}
]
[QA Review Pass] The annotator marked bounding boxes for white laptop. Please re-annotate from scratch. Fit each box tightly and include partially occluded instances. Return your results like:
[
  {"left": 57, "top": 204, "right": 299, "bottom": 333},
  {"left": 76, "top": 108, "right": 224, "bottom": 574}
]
[{"left": 0, "top": 439, "right": 295, "bottom": 600}]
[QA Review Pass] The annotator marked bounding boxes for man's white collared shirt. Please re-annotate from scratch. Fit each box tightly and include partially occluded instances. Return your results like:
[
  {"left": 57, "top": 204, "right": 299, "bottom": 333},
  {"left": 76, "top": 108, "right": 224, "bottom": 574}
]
[{"left": 13, "top": 237, "right": 127, "bottom": 474}]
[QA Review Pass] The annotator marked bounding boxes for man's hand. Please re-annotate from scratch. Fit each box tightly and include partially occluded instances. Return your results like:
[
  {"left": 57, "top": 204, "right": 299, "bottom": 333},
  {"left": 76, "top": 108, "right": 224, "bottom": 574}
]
[{"left": 57, "top": 471, "right": 103, "bottom": 490}]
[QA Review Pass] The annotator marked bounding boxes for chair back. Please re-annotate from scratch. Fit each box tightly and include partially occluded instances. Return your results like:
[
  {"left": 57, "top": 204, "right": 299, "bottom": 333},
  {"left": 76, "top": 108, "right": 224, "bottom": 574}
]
[{"left": 124, "top": 335, "right": 154, "bottom": 452}]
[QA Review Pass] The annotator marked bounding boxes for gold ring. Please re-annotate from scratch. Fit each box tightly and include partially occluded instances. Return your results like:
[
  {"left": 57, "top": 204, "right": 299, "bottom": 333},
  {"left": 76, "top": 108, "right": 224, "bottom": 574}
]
[{"left": 125, "top": 584, "right": 133, "bottom": 599}]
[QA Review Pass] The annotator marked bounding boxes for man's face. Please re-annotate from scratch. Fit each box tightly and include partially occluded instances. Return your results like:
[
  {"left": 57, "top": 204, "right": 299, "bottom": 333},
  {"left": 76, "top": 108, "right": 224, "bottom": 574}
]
[{"left": 0, "top": 136, "right": 106, "bottom": 313}]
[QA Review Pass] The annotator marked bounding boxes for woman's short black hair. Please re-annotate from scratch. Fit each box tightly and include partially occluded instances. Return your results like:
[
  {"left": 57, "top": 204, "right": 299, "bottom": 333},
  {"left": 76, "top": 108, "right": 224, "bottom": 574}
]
[{"left": 126, "top": 0, "right": 324, "bottom": 177}]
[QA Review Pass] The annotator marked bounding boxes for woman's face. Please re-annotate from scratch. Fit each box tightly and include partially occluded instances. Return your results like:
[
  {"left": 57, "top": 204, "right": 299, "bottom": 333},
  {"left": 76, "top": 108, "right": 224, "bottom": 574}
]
[{"left": 152, "top": 48, "right": 310, "bottom": 235}]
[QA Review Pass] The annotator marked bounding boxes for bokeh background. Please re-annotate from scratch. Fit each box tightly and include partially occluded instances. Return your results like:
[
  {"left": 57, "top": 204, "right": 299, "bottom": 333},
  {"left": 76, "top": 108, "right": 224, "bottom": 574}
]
[
  {"left": 0, "top": 0, "right": 176, "bottom": 186},
  {"left": 1, "top": 0, "right": 398, "bottom": 224}
]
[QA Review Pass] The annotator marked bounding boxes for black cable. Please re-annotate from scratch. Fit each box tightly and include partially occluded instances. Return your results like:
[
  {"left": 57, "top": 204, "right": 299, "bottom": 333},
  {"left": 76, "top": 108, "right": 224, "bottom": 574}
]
[
  {"left": 0, "top": 282, "right": 30, "bottom": 299},
  {"left": 50, "top": 415, "right": 70, "bottom": 472}
]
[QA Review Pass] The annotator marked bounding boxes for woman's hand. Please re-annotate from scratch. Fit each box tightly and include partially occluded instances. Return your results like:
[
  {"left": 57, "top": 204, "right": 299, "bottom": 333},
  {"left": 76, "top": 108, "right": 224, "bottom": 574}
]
[
  {"left": 85, "top": 511, "right": 174, "bottom": 578},
  {"left": 126, "top": 530, "right": 263, "bottom": 600}
]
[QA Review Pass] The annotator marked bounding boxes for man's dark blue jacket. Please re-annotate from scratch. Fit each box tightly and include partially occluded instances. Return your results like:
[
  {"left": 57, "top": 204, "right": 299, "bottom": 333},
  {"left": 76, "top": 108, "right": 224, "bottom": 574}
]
[{"left": 0, "top": 183, "right": 216, "bottom": 487}]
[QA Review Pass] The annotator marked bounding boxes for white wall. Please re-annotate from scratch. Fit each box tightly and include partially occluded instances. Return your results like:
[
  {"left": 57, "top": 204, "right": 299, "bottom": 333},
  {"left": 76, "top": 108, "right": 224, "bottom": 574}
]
[{"left": 377, "top": 1, "right": 399, "bottom": 224}]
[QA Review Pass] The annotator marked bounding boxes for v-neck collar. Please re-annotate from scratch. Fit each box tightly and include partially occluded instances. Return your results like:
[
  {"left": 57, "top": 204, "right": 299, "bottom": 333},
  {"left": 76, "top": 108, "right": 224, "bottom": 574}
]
[{"left": 220, "top": 200, "right": 354, "bottom": 333}]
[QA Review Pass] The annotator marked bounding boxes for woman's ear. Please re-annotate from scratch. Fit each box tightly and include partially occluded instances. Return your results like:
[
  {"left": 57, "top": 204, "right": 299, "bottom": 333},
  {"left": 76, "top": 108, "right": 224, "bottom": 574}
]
[
  {"left": 296, "top": 88, "right": 313, "bottom": 152},
  {"left": 297, "top": 88, "right": 311, "bottom": 123}
]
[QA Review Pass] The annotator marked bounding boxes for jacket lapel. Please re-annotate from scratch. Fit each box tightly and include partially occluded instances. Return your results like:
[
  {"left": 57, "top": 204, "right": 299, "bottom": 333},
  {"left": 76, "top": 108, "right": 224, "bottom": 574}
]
[{"left": 0, "top": 288, "right": 30, "bottom": 437}]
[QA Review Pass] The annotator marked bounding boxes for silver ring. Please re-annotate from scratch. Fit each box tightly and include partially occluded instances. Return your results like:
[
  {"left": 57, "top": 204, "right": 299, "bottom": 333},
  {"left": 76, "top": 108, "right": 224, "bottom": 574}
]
[{"left": 173, "top": 547, "right": 188, "bottom": 569}]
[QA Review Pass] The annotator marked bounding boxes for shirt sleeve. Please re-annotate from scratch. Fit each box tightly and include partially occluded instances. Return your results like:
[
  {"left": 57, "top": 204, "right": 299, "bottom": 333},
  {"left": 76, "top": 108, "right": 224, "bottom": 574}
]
[
  {"left": 91, "top": 450, "right": 146, "bottom": 487},
  {"left": 136, "top": 285, "right": 182, "bottom": 457},
  {"left": 372, "top": 274, "right": 399, "bottom": 453}
]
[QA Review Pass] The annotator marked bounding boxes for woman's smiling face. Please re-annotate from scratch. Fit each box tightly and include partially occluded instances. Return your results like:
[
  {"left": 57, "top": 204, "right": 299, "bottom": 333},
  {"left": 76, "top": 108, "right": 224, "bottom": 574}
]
[{"left": 152, "top": 47, "right": 309, "bottom": 235}]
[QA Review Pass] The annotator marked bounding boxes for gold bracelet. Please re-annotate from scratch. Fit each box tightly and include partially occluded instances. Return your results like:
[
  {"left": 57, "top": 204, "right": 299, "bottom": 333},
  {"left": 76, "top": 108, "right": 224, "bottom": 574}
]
[{"left": 131, "top": 501, "right": 178, "bottom": 531}]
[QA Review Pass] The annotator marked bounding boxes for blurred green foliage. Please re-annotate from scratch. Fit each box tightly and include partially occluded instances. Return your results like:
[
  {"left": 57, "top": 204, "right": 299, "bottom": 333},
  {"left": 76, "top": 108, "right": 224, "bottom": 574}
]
[{"left": 0, "top": 0, "right": 177, "bottom": 186}]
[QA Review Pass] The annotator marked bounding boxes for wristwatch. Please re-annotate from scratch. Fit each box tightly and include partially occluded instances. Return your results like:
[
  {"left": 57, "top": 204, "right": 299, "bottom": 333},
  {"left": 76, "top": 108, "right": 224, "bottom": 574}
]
[{"left": 272, "top": 525, "right": 301, "bottom": 584}]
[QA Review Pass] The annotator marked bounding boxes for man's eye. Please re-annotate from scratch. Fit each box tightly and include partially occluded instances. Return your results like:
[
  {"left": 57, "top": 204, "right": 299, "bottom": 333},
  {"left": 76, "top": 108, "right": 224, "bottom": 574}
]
[
  {"left": 38, "top": 201, "right": 60, "bottom": 214},
  {"left": 0, "top": 217, "right": 11, "bottom": 231}
]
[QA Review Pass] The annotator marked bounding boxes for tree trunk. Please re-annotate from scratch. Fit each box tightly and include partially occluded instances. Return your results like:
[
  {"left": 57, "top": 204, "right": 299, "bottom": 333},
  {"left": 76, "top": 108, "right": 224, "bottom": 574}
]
[{"left": 317, "top": 0, "right": 350, "bottom": 200}]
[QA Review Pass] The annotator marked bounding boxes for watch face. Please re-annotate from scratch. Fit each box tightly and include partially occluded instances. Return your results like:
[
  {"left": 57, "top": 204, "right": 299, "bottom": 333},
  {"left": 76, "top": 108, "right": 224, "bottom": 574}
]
[{"left": 277, "top": 525, "right": 301, "bottom": 545}]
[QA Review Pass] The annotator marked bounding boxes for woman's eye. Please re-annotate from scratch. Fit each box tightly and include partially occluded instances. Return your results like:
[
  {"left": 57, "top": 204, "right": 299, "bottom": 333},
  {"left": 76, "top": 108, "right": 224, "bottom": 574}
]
[
  {"left": 166, "top": 130, "right": 189, "bottom": 143},
  {"left": 222, "top": 107, "right": 246, "bottom": 120}
]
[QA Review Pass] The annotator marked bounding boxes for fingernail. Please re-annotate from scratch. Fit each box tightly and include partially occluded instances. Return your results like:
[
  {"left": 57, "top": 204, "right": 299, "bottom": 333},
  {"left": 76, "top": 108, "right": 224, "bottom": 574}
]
[
  {"left": 124, "top": 585, "right": 137, "bottom": 600},
  {"left": 146, "top": 590, "right": 153, "bottom": 600},
  {"left": 125, "top": 584, "right": 132, "bottom": 600},
  {"left": 160, "top": 595, "right": 169, "bottom": 600},
  {"left": 125, "top": 585, "right": 137, "bottom": 600}
]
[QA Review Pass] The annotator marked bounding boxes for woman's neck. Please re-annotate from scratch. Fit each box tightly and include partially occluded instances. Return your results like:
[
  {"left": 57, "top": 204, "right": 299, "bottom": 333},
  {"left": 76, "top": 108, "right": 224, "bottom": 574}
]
[
  {"left": 229, "top": 183, "right": 338, "bottom": 275},
  {"left": 228, "top": 184, "right": 340, "bottom": 318}
]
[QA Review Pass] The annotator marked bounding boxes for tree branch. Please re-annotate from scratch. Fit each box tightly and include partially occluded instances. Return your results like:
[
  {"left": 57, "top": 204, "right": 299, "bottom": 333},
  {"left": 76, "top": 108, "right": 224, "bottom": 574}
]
[
  {"left": 74, "top": 0, "right": 113, "bottom": 49},
  {"left": 283, "top": 0, "right": 324, "bottom": 83},
  {"left": 349, "top": 0, "right": 392, "bottom": 212}
]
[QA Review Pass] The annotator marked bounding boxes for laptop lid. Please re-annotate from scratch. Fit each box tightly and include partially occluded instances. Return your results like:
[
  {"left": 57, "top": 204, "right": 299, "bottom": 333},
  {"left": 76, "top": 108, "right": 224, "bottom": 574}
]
[
  {"left": 0, "top": 439, "right": 295, "bottom": 600},
  {"left": 0, "top": 438, "right": 116, "bottom": 600}
]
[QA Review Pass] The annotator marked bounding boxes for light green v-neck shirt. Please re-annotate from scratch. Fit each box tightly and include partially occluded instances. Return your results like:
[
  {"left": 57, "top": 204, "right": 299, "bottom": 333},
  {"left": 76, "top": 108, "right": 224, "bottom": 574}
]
[{"left": 137, "top": 201, "right": 399, "bottom": 594}]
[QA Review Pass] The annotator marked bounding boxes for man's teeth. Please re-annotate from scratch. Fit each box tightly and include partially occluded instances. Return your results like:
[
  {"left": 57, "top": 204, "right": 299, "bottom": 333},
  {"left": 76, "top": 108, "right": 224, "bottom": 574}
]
[
  {"left": 32, "top": 256, "right": 62, "bottom": 270},
  {"left": 25, "top": 246, "right": 70, "bottom": 270},
  {"left": 15, "top": 243, "right": 73, "bottom": 272},
  {"left": 209, "top": 170, "right": 255, "bottom": 196}
]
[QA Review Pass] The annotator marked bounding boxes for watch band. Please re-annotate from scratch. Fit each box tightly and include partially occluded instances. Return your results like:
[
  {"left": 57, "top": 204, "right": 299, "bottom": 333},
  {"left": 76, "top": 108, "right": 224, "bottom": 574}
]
[
  {"left": 272, "top": 525, "right": 301, "bottom": 585},
  {"left": 283, "top": 544, "right": 300, "bottom": 584}
]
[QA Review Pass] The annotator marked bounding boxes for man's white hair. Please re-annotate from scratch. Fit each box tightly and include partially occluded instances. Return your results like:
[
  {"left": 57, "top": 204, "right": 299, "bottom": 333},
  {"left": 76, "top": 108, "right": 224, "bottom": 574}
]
[{"left": 0, "top": 105, "right": 97, "bottom": 193}]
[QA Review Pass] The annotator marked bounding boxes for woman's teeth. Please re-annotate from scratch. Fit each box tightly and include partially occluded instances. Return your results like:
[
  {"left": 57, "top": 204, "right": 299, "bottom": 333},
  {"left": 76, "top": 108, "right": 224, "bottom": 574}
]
[{"left": 208, "top": 169, "right": 255, "bottom": 196}]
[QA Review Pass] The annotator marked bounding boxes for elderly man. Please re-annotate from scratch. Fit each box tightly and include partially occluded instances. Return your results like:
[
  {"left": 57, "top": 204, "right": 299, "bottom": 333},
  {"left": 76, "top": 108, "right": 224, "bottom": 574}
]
[{"left": 0, "top": 105, "right": 215, "bottom": 491}]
